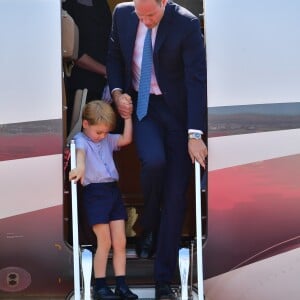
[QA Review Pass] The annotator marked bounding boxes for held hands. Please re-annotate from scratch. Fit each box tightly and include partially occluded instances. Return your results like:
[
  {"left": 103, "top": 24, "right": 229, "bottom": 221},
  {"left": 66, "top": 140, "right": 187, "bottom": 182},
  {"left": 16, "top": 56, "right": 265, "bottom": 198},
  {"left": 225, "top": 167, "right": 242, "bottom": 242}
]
[
  {"left": 188, "top": 138, "right": 208, "bottom": 168},
  {"left": 113, "top": 91, "right": 133, "bottom": 119}
]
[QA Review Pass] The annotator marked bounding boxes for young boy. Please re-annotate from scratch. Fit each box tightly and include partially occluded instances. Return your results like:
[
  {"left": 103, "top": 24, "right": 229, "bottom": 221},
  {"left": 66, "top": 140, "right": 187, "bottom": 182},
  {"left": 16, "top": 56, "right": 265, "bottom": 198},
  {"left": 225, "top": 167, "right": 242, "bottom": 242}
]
[{"left": 69, "top": 100, "right": 137, "bottom": 300}]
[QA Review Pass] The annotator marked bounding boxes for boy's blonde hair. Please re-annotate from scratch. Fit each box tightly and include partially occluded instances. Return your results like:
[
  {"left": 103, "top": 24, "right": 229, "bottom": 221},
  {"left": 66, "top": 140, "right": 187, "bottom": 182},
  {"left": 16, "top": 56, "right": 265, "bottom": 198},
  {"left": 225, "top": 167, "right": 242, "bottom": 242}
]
[{"left": 82, "top": 100, "right": 116, "bottom": 130}]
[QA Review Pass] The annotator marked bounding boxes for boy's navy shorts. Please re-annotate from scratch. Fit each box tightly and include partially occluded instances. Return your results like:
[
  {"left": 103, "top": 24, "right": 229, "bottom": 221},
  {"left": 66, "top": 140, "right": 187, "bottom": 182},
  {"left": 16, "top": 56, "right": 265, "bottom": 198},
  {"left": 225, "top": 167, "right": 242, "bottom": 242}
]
[{"left": 82, "top": 182, "right": 127, "bottom": 226}]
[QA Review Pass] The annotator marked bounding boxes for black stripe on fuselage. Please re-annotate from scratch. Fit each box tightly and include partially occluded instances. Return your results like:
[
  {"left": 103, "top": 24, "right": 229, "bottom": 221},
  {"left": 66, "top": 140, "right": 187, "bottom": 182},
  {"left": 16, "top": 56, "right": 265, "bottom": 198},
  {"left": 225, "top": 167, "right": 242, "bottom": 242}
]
[
  {"left": 208, "top": 102, "right": 300, "bottom": 138},
  {"left": 0, "top": 119, "right": 63, "bottom": 161}
]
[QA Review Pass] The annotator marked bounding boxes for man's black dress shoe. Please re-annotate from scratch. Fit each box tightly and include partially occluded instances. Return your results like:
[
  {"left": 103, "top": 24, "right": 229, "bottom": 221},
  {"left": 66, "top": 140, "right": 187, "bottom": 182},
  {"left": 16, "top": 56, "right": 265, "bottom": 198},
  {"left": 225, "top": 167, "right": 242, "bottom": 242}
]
[
  {"left": 115, "top": 285, "right": 138, "bottom": 299},
  {"left": 136, "top": 231, "right": 156, "bottom": 259},
  {"left": 94, "top": 286, "right": 120, "bottom": 300},
  {"left": 155, "top": 283, "right": 176, "bottom": 300}
]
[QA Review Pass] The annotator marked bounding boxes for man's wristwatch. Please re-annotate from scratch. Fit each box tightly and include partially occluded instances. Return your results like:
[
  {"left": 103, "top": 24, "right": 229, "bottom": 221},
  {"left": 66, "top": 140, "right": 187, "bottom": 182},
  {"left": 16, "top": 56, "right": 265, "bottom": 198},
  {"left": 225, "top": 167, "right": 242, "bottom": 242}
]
[{"left": 188, "top": 132, "right": 202, "bottom": 140}]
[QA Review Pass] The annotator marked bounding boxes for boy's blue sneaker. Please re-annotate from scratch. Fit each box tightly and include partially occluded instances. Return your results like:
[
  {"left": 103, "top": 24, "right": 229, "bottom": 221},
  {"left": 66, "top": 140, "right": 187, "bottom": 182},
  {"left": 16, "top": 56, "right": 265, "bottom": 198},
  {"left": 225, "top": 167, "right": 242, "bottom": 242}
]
[
  {"left": 115, "top": 285, "right": 138, "bottom": 300},
  {"left": 94, "top": 286, "right": 120, "bottom": 300}
]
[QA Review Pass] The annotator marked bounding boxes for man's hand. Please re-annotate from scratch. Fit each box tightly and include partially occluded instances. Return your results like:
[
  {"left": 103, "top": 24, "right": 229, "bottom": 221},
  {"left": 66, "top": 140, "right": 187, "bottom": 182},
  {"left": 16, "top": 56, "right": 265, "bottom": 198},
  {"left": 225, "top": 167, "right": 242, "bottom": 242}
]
[{"left": 188, "top": 138, "right": 207, "bottom": 168}]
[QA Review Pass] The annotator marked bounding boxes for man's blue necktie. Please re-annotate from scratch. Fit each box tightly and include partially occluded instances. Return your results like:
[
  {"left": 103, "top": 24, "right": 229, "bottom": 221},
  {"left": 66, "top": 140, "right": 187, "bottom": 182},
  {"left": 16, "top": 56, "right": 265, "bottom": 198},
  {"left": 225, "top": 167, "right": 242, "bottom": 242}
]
[{"left": 137, "top": 28, "right": 152, "bottom": 121}]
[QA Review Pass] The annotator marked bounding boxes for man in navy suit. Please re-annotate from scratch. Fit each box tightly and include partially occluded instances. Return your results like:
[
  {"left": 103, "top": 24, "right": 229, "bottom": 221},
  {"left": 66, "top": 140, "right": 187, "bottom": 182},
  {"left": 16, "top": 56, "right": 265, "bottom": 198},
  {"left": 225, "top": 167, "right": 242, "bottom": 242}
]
[{"left": 107, "top": 0, "right": 207, "bottom": 298}]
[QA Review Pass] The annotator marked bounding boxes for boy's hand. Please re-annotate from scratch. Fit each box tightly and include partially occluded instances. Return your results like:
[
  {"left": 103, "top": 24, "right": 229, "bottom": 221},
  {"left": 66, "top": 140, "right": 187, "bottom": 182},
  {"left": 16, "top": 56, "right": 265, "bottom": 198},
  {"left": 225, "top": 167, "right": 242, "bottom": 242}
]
[{"left": 69, "top": 167, "right": 85, "bottom": 185}]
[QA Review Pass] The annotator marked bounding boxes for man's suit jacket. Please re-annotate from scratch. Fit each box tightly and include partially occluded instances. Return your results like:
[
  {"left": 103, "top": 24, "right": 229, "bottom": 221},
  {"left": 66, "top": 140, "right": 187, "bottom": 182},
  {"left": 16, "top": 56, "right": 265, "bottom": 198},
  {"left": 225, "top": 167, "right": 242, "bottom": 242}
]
[{"left": 107, "top": 1, "right": 207, "bottom": 132}]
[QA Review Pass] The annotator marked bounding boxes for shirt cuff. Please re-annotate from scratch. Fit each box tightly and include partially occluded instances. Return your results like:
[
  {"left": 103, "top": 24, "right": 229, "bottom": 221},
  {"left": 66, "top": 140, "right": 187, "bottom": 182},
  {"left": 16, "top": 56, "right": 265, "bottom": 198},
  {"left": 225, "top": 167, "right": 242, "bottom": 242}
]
[
  {"left": 111, "top": 88, "right": 123, "bottom": 95},
  {"left": 188, "top": 129, "right": 203, "bottom": 135}
]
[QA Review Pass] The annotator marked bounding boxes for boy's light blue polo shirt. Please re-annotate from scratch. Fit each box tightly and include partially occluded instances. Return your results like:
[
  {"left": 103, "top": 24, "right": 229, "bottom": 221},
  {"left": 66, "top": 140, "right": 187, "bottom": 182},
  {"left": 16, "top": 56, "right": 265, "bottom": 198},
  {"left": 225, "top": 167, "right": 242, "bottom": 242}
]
[{"left": 74, "top": 132, "right": 121, "bottom": 186}]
